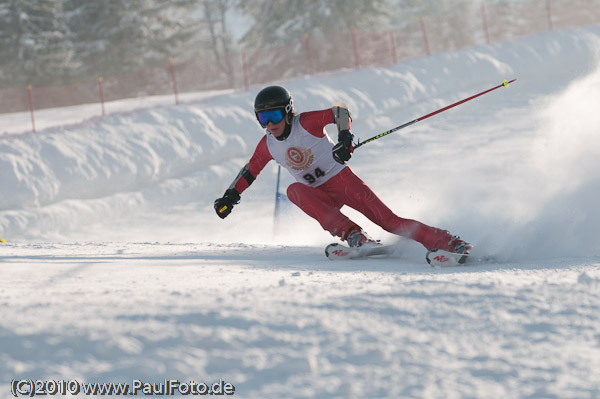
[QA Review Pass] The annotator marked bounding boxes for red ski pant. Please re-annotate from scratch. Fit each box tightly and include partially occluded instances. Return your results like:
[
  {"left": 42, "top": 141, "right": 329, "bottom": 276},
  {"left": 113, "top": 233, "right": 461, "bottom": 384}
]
[{"left": 286, "top": 167, "right": 450, "bottom": 250}]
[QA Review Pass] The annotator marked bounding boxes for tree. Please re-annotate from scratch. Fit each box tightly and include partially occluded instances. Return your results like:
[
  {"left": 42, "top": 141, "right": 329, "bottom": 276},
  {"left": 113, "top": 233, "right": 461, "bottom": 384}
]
[
  {"left": 61, "top": 0, "right": 202, "bottom": 79},
  {"left": 238, "top": 0, "right": 393, "bottom": 47},
  {"left": 0, "top": 0, "right": 77, "bottom": 87}
]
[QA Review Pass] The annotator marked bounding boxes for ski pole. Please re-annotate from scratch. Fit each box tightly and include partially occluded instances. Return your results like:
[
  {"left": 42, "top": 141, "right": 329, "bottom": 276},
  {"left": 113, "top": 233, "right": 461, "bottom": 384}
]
[{"left": 354, "top": 79, "right": 516, "bottom": 149}]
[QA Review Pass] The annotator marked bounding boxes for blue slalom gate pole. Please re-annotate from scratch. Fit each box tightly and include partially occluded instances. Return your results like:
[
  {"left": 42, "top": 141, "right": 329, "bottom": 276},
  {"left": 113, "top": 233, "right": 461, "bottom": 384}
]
[{"left": 273, "top": 166, "right": 283, "bottom": 233}]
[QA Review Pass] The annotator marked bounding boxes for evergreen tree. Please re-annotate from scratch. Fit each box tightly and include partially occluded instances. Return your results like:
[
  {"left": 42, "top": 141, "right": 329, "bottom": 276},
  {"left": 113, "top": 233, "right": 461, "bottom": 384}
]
[
  {"left": 0, "top": 0, "right": 76, "bottom": 87},
  {"left": 238, "top": 0, "right": 393, "bottom": 47},
  {"left": 63, "top": 0, "right": 204, "bottom": 79},
  {"left": 0, "top": 1, "right": 18, "bottom": 85},
  {"left": 66, "top": 0, "right": 153, "bottom": 78}
]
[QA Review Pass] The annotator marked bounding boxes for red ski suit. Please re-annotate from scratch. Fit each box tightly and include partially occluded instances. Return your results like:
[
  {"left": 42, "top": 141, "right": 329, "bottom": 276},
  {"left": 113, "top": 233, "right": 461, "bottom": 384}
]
[{"left": 234, "top": 109, "right": 452, "bottom": 250}]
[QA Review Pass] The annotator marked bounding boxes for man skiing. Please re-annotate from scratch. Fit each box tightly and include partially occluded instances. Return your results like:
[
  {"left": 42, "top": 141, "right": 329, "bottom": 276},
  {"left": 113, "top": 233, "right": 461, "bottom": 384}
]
[{"left": 214, "top": 85, "right": 470, "bottom": 255}]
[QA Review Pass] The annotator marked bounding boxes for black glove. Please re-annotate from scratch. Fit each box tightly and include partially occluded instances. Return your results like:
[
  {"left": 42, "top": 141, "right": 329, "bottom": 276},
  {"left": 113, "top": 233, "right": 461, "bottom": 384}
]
[
  {"left": 214, "top": 189, "right": 240, "bottom": 219},
  {"left": 332, "top": 129, "right": 354, "bottom": 164}
]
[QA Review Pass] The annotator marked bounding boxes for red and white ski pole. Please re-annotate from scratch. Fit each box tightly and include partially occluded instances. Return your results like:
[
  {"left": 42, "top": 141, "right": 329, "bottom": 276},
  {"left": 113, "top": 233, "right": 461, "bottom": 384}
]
[{"left": 353, "top": 79, "right": 516, "bottom": 149}]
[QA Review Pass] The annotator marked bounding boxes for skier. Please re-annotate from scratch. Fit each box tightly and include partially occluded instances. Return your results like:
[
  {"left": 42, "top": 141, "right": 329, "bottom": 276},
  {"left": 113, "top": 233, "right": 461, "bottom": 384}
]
[{"left": 214, "top": 85, "right": 470, "bottom": 255}]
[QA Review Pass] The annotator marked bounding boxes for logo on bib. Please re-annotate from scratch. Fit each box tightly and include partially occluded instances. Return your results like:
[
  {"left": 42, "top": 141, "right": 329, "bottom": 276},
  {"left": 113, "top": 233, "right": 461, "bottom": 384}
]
[{"left": 286, "top": 147, "right": 314, "bottom": 171}]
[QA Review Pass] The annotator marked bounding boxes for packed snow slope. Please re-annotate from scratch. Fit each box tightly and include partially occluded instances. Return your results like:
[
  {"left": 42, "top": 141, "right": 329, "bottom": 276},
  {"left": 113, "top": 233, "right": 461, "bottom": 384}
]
[{"left": 1, "top": 25, "right": 600, "bottom": 399}]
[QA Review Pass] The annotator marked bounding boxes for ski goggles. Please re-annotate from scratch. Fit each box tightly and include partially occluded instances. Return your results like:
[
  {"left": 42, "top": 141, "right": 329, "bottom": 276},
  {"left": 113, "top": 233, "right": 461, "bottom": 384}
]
[{"left": 257, "top": 109, "right": 284, "bottom": 127}]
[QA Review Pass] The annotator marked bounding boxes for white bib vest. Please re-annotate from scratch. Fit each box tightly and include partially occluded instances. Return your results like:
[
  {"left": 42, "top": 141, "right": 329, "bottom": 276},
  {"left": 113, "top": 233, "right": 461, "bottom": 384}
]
[{"left": 266, "top": 115, "right": 344, "bottom": 187}]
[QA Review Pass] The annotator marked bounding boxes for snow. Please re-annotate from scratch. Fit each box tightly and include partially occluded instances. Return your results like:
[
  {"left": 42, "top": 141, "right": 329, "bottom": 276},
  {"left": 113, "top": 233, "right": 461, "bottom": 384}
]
[{"left": 2, "top": 25, "right": 600, "bottom": 398}]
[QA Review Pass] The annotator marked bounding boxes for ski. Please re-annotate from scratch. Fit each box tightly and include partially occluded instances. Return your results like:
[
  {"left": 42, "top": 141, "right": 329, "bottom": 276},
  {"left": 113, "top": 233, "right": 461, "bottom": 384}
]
[
  {"left": 325, "top": 243, "right": 398, "bottom": 260},
  {"left": 326, "top": 243, "right": 496, "bottom": 266},
  {"left": 426, "top": 249, "right": 469, "bottom": 267},
  {"left": 426, "top": 248, "right": 496, "bottom": 267}
]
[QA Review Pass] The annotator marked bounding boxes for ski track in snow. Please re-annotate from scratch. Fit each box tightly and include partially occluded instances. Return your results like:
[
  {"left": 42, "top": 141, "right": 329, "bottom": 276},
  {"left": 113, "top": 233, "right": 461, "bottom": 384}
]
[{"left": 1, "top": 25, "right": 600, "bottom": 398}]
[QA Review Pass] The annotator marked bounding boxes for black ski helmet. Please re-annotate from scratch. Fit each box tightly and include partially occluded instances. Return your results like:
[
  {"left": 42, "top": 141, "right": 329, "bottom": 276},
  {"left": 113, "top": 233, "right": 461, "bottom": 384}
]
[{"left": 254, "top": 85, "right": 295, "bottom": 125}]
